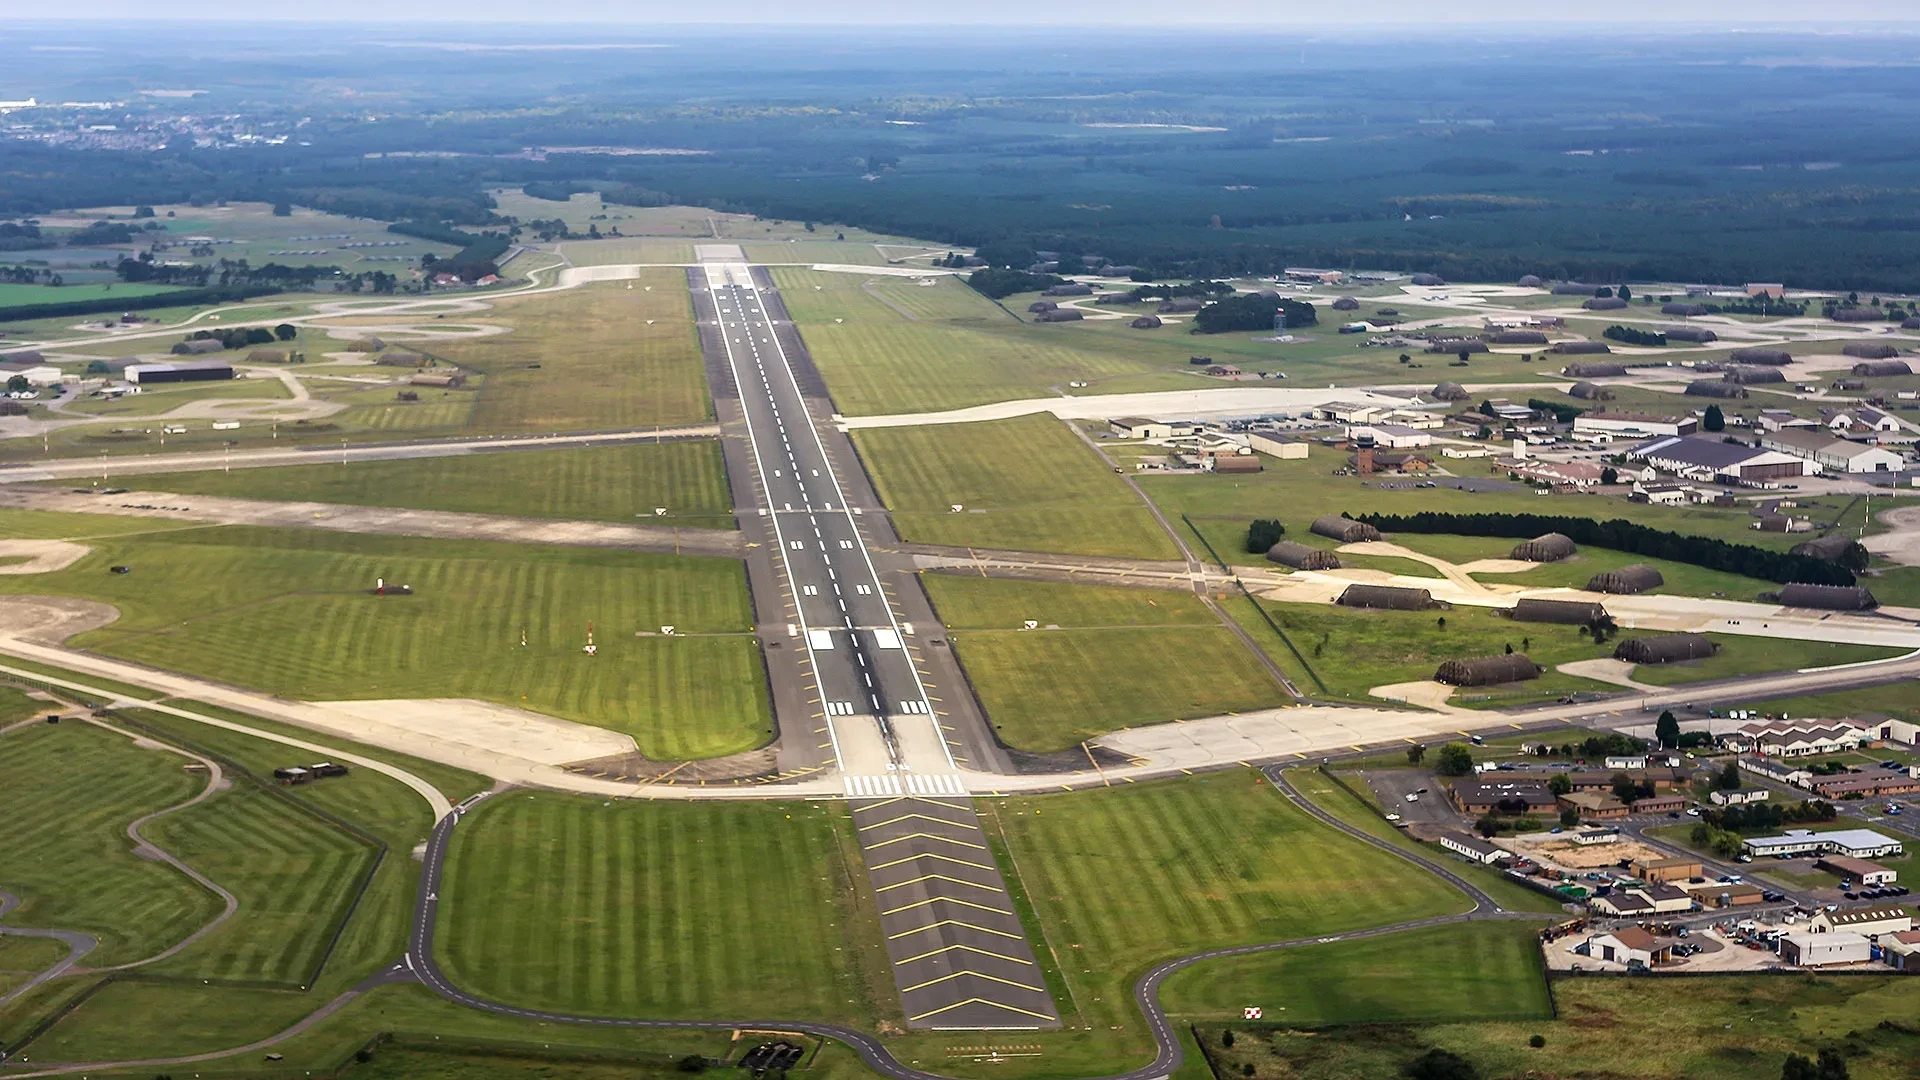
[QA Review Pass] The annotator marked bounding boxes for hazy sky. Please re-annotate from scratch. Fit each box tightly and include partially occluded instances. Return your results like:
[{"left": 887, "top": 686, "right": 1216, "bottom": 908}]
[{"left": 23, "top": 0, "right": 1920, "bottom": 22}]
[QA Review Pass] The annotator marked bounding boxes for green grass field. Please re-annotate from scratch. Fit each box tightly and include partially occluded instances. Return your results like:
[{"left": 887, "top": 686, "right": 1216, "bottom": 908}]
[
  {"left": 0, "top": 722, "right": 223, "bottom": 966},
  {"left": 0, "top": 937, "right": 67, "bottom": 998},
  {"left": 436, "top": 793, "right": 889, "bottom": 1025},
  {"left": 0, "top": 282, "right": 188, "bottom": 309},
  {"left": 1202, "top": 975, "right": 1920, "bottom": 1080},
  {"left": 1232, "top": 598, "right": 1617, "bottom": 706},
  {"left": 431, "top": 274, "right": 713, "bottom": 433},
  {"left": 110, "top": 439, "right": 736, "bottom": 528},
  {"left": 1630, "top": 636, "right": 1908, "bottom": 686},
  {"left": 1160, "top": 921, "right": 1551, "bottom": 1024},
  {"left": 1743, "top": 682, "right": 1920, "bottom": 725},
  {"left": 0, "top": 525, "right": 771, "bottom": 759},
  {"left": 982, "top": 772, "right": 1470, "bottom": 1046},
  {"left": 771, "top": 267, "right": 1011, "bottom": 325},
  {"left": 852, "top": 414, "right": 1178, "bottom": 559},
  {"left": 922, "top": 575, "right": 1285, "bottom": 750},
  {"left": 59, "top": 374, "right": 292, "bottom": 417},
  {"left": 142, "top": 780, "right": 380, "bottom": 986}
]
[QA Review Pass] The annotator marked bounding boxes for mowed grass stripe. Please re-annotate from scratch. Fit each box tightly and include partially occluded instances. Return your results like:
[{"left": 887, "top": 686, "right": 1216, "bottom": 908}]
[
  {"left": 987, "top": 774, "right": 1469, "bottom": 1034},
  {"left": 145, "top": 783, "right": 380, "bottom": 985},
  {"left": 0, "top": 526, "right": 769, "bottom": 758},
  {"left": 853, "top": 414, "right": 1177, "bottom": 560},
  {"left": 0, "top": 724, "right": 223, "bottom": 965},
  {"left": 436, "top": 795, "right": 882, "bottom": 1023},
  {"left": 116, "top": 440, "right": 735, "bottom": 527},
  {"left": 1160, "top": 921, "right": 1552, "bottom": 1024},
  {"left": 922, "top": 575, "right": 1217, "bottom": 630},
  {"left": 950, "top": 627, "right": 1286, "bottom": 753}
]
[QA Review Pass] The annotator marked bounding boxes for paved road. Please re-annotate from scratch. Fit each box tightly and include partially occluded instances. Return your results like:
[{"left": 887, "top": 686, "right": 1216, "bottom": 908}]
[{"left": 0, "top": 891, "right": 95, "bottom": 1011}]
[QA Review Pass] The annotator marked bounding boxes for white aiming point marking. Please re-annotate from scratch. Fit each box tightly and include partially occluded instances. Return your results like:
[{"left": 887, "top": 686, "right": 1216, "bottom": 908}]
[
  {"left": 659, "top": 625, "right": 676, "bottom": 635},
  {"left": 803, "top": 584, "right": 818, "bottom": 596},
  {"left": 654, "top": 507, "right": 667, "bottom": 515},
  {"left": 1024, "top": 620, "right": 1039, "bottom": 630},
  {"left": 950, "top": 504, "right": 964, "bottom": 513},
  {"left": 1244, "top": 1007, "right": 1263, "bottom": 1020}
]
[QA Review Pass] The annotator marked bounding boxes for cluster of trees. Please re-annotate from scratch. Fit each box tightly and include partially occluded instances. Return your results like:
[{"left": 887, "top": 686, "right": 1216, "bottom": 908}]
[
  {"left": 0, "top": 222, "right": 45, "bottom": 252},
  {"left": 1524, "top": 398, "right": 1583, "bottom": 424},
  {"left": 1192, "top": 294, "right": 1315, "bottom": 334},
  {"left": 184, "top": 325, "right": 281, "bottom": 349},
  {"left": 965, "top": 268, "right": 1066, "bottom": 299},
  {"left": 1347, "top": 511, "right": 1856, "bottom": 587},
  {"left": 66, "top": 220, "right": 159, "bottom": 246},
  {"left": 1127, "top": 280, "right": 1234, "bottom": 302},
  {"left": 0, "top": 285, "right": 280, "bottom": 322},
  {"left": 1702, "top": 297, "right": 1807, "bottom": 317},
  {"left": 1603, "top": 324, "right": 1666, "bottom": 347},
  {"left": 1780, "top": 1048, "right": 1850, "bottom": 1080},
  {"left": 1244, "top": 518, "right": 1285, "bottom": 553},
  {"left": 1704, "top": 798, "right": 1836, "bottom": 833},
  {"left": 1433, "top": 742, "right": 1476, "bottom": 776}
]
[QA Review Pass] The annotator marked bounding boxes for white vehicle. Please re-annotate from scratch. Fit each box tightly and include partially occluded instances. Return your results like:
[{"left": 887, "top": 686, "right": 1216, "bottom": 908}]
[
  {"left": 1385, "top": 813, "right": 1402, "bottom": 822},
  {"left": 1404, "top": 792, "right": 1420, "bottom": 803}
]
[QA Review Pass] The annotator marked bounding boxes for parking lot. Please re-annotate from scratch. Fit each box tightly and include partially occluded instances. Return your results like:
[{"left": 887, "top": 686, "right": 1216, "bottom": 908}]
[{"left": 1361, "top": 769, "right": 1457, "bottom": 830}]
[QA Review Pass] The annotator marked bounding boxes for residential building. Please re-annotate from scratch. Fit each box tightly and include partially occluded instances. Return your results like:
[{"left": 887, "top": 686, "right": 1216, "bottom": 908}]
[
  {"left": 1682, "top": 880, "right": 1766, "bottom": 908},
  {"left": 1737, "top": 757, "right": 1812, "bottom": 788},
  {"left": 1438, "top": 831, "right": 1506, "bottom": 864},
  {"left": 1590, "top": 891, "right": 1656, "bottom": 917},
  {"left": 1761, "top": 429, "right": 1906, "bottom": 473},
  {"left": 1628, "top": 435, "right": 1811, "bottom": 483},
  {"left": 1780, "top": 931, "right": 1872, "bottom": 967},
  {"left": 1808, "top": 906, "right": 1913, "bottom": 941},
  {"left": 1726, "top": 720, "right": 1866, "bottom": 757},
  {"left": 1638, "top": 883, "right": 1697, "bottom": 913},
  {"left": 1709, "top": 788, "right": 1770, "bottom": 807},
  {"left": 1574, "top": 412, "right": 1698, "bottom": 439},
  {"left": 1805, "top": 769, "right": 1920, "bottom": 800}
]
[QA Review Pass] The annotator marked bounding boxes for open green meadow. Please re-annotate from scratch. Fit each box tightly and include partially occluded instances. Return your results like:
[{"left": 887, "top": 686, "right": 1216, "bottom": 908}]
[
  {"left": 1231, "top": 598, "right": 1617, "bottom": 706},
  {"left": 1743, "top": 682, "right": 1920, "bottom": 725},
  {"left": 142, "top": 781, "right": 381, "bottom": 986},
  {"left": 852, "top": 414, "right": 1178, "bottom": 559},
  {"left": 771, "top": 267, "right": 1012, "bottom": 325},
  {"left": 0, "top": 937, "right": 66, "bottom": 998},
  {"left": 0, "top": 525, "right": 771, "bottom": 759},
  {"left": 1629, "top": 635, "right": 1907, "bottom": 686},
  {"left": 436, "top": 793, "right": 891, "bottom": 1026},
  {"left": 1161, "top": 921, "right": 1551, "bottom": 1025},
  {"left": 59, "top": 374, "right": 293, "bottom": 417},
  {"left": 980, "top": 773, "right": 1469, "bottom": 1047},
  {"left": 429, "top": 274, "right": 713, "bottom": 433},
  {"left": 0, "top": 282, "right": 189, "bottom": 309},
  {"left": 924, "top": 574, "right": 1284, "bottom": 751},
  {"left": 0, "top": 722, "right": 224, "bottom": 966},
  {"left": 111, "top": 439, "right": 735, "bottom": 528},
  {"left": 1200, "top": 975, "right": 1920, "bottom": 1080}
]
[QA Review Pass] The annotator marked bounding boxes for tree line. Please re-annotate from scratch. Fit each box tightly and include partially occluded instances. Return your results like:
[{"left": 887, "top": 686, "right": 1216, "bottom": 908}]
[
  {"left": 1346, "top": 511, "right": 1855, "bottom": 586},
  {"left": 1192, "top": 294, "right": 1315, "bottom": 334}
]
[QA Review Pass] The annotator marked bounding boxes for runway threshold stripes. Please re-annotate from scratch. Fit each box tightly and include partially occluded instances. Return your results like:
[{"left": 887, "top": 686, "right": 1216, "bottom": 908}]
[
  {"left": 844, "top": 773, "right": 968, "bottom": 798},
  {"left": 848, "top": 791, "right": 1060, "bottom": 1030}
]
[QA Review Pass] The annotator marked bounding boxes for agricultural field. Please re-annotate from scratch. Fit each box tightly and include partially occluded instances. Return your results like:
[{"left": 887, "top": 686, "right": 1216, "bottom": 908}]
[
  {"left": 979, "top": 773, "right": 1470, "bottom": 1055},
  {"left": 113, "top": 202, "right": 461, "bottom": 275},
  {"left": 0, "top": 525, "right": 771, "bottom": 759},
  {"left": 1230, "top": 598, "right": 1617, "bottom": 706},
  {"left": 0, "top": 282, "right": 189, "bottom": 308},
  {"left": 923, "top": 575, "right": 1285, "bottom": 752},
  {"left": 0, "top": 722, "right": 224, "bottom": 966},
  {"left": 1160, "top": 921, "right": 1551, "bottom": 1025},
  {"left": 429, "top": 273, "right": 713, "bottom": 433},
  {"left": 436, "top": 793, "right": 891, "bottom": 1025},
  {"left": 851, "top": 414, "right": 1178, "bottom": 559},
  {"left": 1628, "top": 635, "right": 1907, "bottom": 686},
  {"left": 110, "top": 439, "right": 736, "bottom": 528},
  {"left": 1197, "top": 975, "right": 1920, "bottom": 1080}
]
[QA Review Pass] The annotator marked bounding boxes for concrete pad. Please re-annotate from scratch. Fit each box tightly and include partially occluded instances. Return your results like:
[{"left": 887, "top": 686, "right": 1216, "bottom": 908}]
[
  {"left": 0, "top": 541, "right": 90, "bottom": 575},
  {"left": 305, "top": 698, "right": 636, "bottom": 766},
  {"left": 1458, "top": 558, "right": 1538, "bottom": 574},
  {"left": 1558, "top": 658, "right": 1657, "bottom": 691},
  {"left": 694, "top": 244, "right": 746, "bottom": 262},
  {"left": 837, "top": 387, "right": 1414, "bottom": 430},
  {"left": 1370, "top": 680, "right": 1466, "bottom": 713}
]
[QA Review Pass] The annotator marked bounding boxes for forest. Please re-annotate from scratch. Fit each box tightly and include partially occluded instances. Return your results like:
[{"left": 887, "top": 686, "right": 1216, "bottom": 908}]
[{"left": 9, "top": 27, "right": 1920, "bottom": 289}]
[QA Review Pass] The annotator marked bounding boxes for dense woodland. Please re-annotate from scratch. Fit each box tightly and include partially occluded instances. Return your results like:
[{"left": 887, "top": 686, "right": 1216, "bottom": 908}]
[{"left": 8, "top": 28, "right": 1920, "bottom": 289}]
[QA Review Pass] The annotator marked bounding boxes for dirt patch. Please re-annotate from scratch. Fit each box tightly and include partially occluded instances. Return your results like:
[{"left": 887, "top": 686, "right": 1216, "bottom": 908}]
[
  {"left": 0, "top": 596, "right": 121, "bottom": 645},
  {"left": 1503, "top": 831, "right": 1668, "bottom": 870},
  {"left": 0, "top": 541, "right": 90, "bottom": 576},
  {"left": 563, "top": 745, "right": 780, "bottom": 783},
  {"left": 305, "top": 698, "right": 637, "bottom": 766}
]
